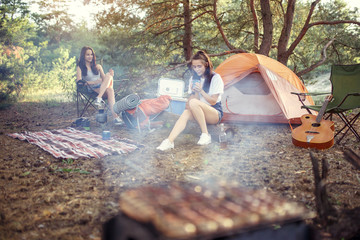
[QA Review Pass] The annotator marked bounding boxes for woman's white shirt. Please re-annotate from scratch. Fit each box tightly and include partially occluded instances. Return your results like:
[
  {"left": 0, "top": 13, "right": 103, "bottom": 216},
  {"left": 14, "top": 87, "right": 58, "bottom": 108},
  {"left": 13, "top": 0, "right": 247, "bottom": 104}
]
[{"left": 188, "top": 73, "right": 224, "bottom": 105}]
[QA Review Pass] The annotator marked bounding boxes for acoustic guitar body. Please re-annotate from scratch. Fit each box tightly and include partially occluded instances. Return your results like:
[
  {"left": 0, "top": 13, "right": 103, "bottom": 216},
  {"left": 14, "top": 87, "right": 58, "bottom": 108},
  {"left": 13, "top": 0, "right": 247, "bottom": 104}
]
[{"left": 292, "top": 114, "right": 335, "bottom": 150}]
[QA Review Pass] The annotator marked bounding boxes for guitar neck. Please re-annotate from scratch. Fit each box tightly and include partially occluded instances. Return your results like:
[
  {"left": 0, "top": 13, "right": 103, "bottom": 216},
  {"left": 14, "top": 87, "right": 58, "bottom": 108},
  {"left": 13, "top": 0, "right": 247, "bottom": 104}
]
[{"left": 315, "top": 97, "right": 331, "bottom": 123}]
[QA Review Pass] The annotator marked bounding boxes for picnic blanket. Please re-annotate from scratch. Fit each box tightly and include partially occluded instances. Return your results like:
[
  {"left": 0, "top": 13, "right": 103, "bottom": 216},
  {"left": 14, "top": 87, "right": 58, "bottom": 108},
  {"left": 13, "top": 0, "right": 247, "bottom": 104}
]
[{"left": 7, "top": 128, "right": 140, "bottom": 159}]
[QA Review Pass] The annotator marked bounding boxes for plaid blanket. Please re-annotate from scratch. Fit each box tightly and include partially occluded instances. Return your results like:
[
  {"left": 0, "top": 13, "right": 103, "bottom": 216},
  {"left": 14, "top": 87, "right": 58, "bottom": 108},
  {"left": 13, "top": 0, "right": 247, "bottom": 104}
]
[{"left": 7, "top": 128, "right": 139, "bottom": 159}]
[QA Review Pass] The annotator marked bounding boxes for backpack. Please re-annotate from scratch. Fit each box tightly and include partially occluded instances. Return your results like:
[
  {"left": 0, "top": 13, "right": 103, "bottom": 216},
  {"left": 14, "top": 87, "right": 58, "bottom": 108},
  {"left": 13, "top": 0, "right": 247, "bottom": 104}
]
[{"left": 121, "top": 95, "right": 171, "bottom": 129}]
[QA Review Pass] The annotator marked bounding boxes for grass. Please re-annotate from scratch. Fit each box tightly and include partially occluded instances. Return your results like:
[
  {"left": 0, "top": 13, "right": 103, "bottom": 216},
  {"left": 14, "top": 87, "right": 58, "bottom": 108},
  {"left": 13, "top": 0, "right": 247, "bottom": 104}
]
[
  {"left": 49, "top": 158, "right": 91, "bottom": 174},
  {"left": 19, "top": 87, "right": 74, "bottom": 103}
]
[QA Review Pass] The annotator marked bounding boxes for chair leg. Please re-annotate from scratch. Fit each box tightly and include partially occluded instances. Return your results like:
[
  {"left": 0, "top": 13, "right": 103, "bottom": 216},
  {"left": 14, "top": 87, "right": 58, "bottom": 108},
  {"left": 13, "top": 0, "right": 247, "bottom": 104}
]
[
  {"left": 335, "top": 112, "right": 360, "bottom": 143},
  {"left": 77, "top": 91, "right": 81, "bottom": 118},
  {"left": 77, "top": 92, "right": 97, "bottom": 118}
]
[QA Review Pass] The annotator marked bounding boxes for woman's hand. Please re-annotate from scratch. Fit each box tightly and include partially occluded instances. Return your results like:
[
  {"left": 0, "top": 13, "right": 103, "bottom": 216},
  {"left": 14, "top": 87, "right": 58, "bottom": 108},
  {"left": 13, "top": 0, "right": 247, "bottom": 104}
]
[
  {"left": 193, "top": 82, "right": 202, "bottom": 92},
  {"left": 109, "top": 68, "right": 114, "bottom": 77}
]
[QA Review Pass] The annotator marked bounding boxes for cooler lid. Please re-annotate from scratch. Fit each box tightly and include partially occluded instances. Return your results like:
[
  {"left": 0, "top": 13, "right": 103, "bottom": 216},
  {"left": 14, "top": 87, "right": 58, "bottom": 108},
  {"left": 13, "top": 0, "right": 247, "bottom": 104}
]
[{"left": 157, "top": 78, "right": 185, "bottom": 98}]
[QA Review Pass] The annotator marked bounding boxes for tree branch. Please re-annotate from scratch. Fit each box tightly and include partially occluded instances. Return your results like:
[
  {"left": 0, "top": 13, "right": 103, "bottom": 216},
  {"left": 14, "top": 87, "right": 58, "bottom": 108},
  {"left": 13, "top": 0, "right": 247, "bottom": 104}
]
[
  {"left": 212, "top": 0, "right": 235, "bottom": 50},
  {"left": 309, "top": 20, "right": 360, "bottom": 27},
  {"left": 296, "top": 38, "right": 335, "bottom": 76},
  {"left": 285, "top": 0, "right": 320, "bottom": 63},
  {"left": 282, "top": 1, "right": 360, "bottom": 65},
  {"left": 208, "top": 49, "right": 247, "bottom": 57}
]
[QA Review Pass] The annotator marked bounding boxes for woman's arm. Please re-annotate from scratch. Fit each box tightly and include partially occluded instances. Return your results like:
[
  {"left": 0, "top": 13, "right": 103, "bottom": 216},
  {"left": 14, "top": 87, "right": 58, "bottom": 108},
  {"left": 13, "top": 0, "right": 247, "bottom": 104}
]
[
  {"left": 199, "top": 91, "right": 219, "bottom": 105},
  {"left": 97, "top": 64, "right": 106, "bottom": 80},
  {"left": 193, "top": 82, "right": 219, "bottom": 105}
]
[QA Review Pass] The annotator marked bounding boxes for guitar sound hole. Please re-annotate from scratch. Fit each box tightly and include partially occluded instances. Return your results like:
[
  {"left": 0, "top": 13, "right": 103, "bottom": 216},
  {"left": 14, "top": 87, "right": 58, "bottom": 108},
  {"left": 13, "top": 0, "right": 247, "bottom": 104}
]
[
  {"left": 305, "top": 131, "right": 320, "bottom": 134},
  {"left": 312, "top": 123, "right": 321, "bottom": 127}
]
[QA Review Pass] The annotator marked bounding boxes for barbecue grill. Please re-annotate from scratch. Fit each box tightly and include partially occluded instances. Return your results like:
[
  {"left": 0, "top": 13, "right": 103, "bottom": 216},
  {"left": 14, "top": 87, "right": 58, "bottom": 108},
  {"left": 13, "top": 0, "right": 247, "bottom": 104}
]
[{"left": 103, "top": 181, "right": 314, "bottom": 240}]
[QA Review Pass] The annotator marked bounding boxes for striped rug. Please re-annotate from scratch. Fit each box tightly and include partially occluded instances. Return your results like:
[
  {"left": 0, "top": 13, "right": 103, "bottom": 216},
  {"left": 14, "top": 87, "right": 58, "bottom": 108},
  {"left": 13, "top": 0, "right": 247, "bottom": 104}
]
[{"left": 7, "top": 128, "right": 139, "bottom": 159}]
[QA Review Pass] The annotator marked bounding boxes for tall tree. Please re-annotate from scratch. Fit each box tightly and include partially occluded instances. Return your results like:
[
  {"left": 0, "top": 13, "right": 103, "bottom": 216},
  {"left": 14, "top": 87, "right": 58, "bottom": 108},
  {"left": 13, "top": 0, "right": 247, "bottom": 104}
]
[
  {"left": 0, "top": 0, "right": 32, "bottom": 45},
  {"left": 31, "top": 0, "right": 74, "bottom": 44}
]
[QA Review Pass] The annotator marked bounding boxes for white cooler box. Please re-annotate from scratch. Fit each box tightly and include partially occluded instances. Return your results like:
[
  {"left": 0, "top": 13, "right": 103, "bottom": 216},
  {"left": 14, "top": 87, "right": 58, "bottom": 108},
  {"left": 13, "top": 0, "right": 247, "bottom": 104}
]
[{"left": 157, "top": 78, "right": 187, "bottom": 115}]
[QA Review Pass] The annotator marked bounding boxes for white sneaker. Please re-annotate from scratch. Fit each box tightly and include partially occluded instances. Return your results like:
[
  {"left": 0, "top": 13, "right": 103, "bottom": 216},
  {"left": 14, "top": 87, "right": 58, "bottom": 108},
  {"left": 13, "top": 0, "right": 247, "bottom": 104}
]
[
  {"left": 94, "top": 97, "right": 104, "bottom": 107},
  {"left": 156, "top": 139, "right": 174, "bottom": 151},
  {"left": 197, "top": 133, "right": 211, "bottom": 145},
  {"left": 114, "top": 117, "right": 123, "bottom": 125}
]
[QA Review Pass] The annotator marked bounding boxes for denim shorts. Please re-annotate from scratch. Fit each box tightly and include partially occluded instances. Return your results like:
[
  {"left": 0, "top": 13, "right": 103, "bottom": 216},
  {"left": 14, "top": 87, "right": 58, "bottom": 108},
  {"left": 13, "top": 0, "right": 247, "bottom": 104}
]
[
  {"left": 211, "top": 102, "right": 223, "bottom": 123},
  {"left": 87, "top": 83, "right": 101, "bottom": 93}
]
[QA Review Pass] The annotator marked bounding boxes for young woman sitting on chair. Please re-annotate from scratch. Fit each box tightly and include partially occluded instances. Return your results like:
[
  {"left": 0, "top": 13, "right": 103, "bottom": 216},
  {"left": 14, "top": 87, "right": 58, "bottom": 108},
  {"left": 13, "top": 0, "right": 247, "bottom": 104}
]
[{"left": 76, "top": 46, "right": 122, "bottom": 125}]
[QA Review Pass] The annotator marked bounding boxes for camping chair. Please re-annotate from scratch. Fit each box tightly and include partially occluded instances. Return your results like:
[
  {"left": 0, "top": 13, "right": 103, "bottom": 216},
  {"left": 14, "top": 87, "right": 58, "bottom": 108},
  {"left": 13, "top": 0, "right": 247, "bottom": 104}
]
[
  {"left": 292, "top": 64, "right": 360, "bottom": 144},
  {"left": 76, "top": 80, "right": 98, "bottom": 117},
  {"left": 76, "top": 79, "right": 123, "bottom": 118}
]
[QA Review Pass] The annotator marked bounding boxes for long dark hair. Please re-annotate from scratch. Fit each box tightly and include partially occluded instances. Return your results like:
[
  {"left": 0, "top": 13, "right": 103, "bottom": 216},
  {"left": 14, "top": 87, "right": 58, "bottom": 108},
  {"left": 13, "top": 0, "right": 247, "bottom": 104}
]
[
  {"left": 189, "top": 50, "right": 214, "bottom": 93},
  {"left": 77, "top": 46, "right": 99, "bottom": 77}
]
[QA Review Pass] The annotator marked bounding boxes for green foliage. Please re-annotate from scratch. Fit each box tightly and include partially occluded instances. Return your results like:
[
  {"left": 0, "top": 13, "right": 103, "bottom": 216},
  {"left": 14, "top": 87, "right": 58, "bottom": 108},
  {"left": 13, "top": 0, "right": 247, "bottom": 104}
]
[
  {"left": 0, "top": 0, "right": 33, "bottom": 45},
  {"left": 49, "top": 48, "right": 76, "bottom": 99}
]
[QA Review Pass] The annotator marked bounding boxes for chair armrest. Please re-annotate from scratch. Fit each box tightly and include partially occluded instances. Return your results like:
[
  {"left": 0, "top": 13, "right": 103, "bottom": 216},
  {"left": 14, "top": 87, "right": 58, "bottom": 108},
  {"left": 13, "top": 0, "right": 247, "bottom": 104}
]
[
  {"left": 291, "top": 92, "right": 331, "bottom": 97},
  {"left": 333, "top": 92, "right": 360, "bottom": 109},
  {"left": 76, "top": 79, "right": 87, "bottom": 87},
  {"left": 291, "top": 91, "right": 331, "bottom": 114}
]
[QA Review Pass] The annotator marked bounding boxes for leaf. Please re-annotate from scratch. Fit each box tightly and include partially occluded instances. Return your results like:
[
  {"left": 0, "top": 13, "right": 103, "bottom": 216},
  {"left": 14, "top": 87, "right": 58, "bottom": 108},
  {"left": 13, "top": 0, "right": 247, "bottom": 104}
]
[{"left": 21, "top": 171, "right": 31, "bottom": 176}]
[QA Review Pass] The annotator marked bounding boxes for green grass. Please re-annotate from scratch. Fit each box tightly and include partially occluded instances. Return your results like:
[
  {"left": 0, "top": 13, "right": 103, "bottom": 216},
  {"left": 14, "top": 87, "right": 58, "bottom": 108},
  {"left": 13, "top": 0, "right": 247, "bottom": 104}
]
[{"left": 19, "top": 87, "right": 74, "bottom": 103}]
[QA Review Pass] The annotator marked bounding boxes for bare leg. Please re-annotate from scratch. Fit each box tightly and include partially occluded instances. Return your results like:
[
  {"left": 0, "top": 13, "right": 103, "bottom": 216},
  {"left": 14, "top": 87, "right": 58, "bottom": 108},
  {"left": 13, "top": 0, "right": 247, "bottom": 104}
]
[
  {"left": 167, "top": 99, "right": 219, "bottom": 142},
  {"left": 97, "top": 73, "right": 114, "bottom": 99},
  {"left": 106, "top": 88, "right": 118, "bottom": 118},
  {"left": 188, "top": 98, "right": 219, "bottom": 133},
  {"left": 168, "top": 110, "right": 194, "bottom": 142}
]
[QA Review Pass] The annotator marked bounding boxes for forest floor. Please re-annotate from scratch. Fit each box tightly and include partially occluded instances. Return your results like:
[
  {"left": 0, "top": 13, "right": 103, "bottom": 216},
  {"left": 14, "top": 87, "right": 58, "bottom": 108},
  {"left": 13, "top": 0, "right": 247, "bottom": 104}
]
[{"left": 0, "top": 101, "right": 359, "bottom": 240}]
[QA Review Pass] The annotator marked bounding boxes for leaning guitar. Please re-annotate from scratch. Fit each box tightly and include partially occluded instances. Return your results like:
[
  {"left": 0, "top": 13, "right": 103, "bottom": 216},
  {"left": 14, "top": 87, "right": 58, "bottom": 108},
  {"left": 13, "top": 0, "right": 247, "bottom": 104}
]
[{"left": 292, "top": 95, "right": 335, "bottom": 150}]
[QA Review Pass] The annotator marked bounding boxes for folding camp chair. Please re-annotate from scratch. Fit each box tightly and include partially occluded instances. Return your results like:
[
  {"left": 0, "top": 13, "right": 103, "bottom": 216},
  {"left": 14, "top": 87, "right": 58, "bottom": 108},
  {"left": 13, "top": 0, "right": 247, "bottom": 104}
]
[
  {"left": 76, "top": 79, "right": 123, "bottom": 118},
  {"left": 292, "top": 64, "right": 360, "bottom": 144},
  {"left": 76, "top": 80, "right": 98, "bottom": 118}
]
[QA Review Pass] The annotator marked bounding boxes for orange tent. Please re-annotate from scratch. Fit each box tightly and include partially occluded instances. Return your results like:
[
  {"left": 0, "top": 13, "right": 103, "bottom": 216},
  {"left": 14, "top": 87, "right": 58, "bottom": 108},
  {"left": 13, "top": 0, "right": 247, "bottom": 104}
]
[{"left": 215, "top": 53, "right": 314, "bottom": 124}]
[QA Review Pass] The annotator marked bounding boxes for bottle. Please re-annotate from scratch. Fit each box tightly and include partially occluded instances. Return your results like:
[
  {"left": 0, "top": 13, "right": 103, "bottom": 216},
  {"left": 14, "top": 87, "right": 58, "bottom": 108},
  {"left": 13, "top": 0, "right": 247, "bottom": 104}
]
[{"left": 218, "top": 123, "right": 227, "bottom": 149}]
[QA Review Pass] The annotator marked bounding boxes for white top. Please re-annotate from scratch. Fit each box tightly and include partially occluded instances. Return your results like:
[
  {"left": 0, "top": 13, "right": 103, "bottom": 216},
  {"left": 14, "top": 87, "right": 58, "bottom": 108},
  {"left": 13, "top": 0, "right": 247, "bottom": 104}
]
[
  {"left": 82, "top": 69, "right": 100, "bottom": 82},
  {"left": 188, "top": 73, "right": 224, "bottom": 104}
]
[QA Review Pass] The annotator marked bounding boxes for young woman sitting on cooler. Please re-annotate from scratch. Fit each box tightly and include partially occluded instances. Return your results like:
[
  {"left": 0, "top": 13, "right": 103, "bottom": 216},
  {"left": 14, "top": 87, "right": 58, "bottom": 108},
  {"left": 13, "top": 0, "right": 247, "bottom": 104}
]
[{"left": 156, "top": 50, "right": 224, "bottom": 151}]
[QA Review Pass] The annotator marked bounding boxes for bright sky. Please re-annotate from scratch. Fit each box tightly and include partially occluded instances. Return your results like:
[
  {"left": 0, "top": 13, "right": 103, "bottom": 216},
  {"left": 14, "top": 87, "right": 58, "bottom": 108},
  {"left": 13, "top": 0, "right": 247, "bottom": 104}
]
[
  {"left": 344, "top": 0, "right": 360, "bottom": 9},
  {"left": 66, "top": 1, "right": 105, "bottom": 24}
]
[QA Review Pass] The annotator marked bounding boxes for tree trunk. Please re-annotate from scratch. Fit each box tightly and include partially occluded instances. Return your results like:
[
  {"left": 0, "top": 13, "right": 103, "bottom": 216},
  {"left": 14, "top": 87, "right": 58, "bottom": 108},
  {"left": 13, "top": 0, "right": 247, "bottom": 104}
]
[
  {"left": 258, "top": 0, "right": 273, "bottom": 55},
  {"left": 277, "top": 0, "right": 296, "bottom": 64},
  {"left": 250, "top": 0, "right": 259, "bottom": 52},
  {"left": 183, "top": 0, "right": 193, "bottom": 61}
]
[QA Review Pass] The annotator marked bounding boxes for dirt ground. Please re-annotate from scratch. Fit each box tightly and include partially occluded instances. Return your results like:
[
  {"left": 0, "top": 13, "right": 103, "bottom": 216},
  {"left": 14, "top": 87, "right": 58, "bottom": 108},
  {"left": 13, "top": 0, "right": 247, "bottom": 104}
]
[{"left": 0, "top": 102, "right": 359, "bottom": 240}]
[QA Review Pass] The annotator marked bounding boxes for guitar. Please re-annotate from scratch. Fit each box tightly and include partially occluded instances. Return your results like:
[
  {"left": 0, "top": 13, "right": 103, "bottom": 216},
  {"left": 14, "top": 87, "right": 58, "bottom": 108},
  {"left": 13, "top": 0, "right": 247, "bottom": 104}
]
[{"left": 292, "top": 95, "right": 335, "bottom": 150}]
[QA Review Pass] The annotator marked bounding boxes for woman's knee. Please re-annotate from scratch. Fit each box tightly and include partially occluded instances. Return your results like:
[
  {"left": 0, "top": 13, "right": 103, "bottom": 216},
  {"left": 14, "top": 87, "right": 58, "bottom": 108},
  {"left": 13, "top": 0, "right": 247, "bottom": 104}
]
[
  {"left": 104, "top": 74, "right": 113, "bottom": 84},
  {"left": 106, "top": 88, "right": 114, "bottom": 95},
  {"left": 188, "top": 98, "right": 201, "bottom": 109}
]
